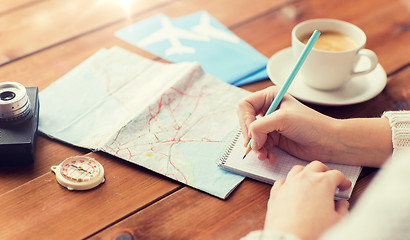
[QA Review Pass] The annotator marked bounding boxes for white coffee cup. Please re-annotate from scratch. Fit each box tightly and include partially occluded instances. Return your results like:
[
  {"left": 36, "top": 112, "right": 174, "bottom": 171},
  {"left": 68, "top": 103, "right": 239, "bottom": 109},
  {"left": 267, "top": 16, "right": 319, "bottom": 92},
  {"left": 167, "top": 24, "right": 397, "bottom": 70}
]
[{"left": 292, "top": 19, "right": 378, "bottom": 90}]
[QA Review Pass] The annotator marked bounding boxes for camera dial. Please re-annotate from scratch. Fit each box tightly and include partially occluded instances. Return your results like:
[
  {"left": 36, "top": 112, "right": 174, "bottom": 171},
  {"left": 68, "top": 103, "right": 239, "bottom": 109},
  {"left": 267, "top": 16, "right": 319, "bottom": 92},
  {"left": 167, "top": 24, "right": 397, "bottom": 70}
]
[{"left": 0, "top": 82, "right": 31, "bottom": 124}]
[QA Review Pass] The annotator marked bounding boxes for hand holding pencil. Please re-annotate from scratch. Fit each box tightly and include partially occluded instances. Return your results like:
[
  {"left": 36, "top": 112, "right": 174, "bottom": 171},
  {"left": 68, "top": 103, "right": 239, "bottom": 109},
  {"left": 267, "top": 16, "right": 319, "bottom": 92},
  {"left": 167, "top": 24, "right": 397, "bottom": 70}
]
[{"left": 239, "top": 30, "right": 321, "bottom": 160}]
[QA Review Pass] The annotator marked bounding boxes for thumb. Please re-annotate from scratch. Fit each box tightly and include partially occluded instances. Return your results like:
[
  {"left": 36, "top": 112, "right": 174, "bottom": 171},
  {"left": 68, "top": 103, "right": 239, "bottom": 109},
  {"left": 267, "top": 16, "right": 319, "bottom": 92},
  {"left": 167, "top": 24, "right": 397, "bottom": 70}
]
[
  {"left": 248, "top": 111, "right": 286, "bottom": 150},
  {"left": 335, "top": 199, "right": 350, "bottom": 217}
]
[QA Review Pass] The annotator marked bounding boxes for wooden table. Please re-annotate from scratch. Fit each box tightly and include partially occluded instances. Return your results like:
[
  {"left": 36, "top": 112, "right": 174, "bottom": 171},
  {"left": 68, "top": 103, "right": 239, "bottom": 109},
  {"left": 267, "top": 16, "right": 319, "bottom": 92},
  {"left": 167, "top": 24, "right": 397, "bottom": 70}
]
[{"left": 1, "top": 0, "right": 409, "bottom": 239}]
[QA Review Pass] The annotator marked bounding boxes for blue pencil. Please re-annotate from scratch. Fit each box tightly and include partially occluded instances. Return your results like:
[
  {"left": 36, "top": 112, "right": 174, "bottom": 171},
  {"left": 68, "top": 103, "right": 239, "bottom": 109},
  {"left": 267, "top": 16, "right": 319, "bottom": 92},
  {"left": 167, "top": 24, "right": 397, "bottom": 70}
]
[{"left": 243, "top": 30, "right": 321, "bottom": 159}]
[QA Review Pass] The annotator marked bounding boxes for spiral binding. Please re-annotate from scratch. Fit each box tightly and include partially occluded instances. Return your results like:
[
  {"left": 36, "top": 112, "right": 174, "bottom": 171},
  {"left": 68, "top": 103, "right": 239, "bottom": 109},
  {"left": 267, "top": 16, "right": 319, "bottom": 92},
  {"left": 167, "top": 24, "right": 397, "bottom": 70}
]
[{"left": 219, "top": 129, "right": 241, "bottom": 165}]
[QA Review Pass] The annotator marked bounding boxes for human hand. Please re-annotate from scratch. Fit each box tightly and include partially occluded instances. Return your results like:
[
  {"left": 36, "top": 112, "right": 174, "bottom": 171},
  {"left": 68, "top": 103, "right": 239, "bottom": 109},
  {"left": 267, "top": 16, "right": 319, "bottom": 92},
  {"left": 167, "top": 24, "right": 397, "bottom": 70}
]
[
  {"left": 237, "top": 86, "right": 337, "bottom": 163},
  {"left": 264, "top": 161, "right": 351, "bottom": 240},
  {"left": 237, "top": 86, "right": 392, "bottom": 167}
]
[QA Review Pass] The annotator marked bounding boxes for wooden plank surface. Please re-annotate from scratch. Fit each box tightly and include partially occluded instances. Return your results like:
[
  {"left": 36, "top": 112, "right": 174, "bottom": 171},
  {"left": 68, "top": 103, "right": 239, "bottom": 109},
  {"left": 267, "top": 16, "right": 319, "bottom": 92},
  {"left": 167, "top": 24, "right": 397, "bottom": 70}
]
[
  {"left": 0, "top": 136, "right": 88, "bottom": 194},
  {"left": 88, "top": 179, "right": 271, "bottom": 240},
  {"left": 0, "top": 0, "right": 39, "bottom": 14},
  {"left": 0, "top": 0, "right": 289, "bottom": 66},
  {"left": 88, "top": 170, "right": 378, "bottom": 240},
  {"left": 0, "top": 152, "right": 181, "bottom": 240},
  {"left": 0, "top": 0, "right": 171, "bottom": 65},
  {"left": 1, "top": 0, "right": 409, "bottom": 238}
]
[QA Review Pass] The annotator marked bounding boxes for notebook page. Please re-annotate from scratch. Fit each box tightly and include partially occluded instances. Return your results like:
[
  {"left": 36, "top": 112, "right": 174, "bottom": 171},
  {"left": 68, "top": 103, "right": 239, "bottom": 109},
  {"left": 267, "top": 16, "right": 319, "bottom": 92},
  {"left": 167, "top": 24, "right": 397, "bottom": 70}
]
[{"left": 219, "top": 129, "right": 362, "bottom": 199}]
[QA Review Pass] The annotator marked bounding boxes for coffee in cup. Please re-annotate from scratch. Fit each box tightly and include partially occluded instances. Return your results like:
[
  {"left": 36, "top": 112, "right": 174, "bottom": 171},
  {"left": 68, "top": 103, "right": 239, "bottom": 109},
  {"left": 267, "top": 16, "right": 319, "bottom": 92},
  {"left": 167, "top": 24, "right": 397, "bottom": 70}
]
[
  {"left": 292, "top": 19, "right": 378, "bottom": 90},
  {"left": 300, "top": 31, "right": 358, "bottom": 52}
]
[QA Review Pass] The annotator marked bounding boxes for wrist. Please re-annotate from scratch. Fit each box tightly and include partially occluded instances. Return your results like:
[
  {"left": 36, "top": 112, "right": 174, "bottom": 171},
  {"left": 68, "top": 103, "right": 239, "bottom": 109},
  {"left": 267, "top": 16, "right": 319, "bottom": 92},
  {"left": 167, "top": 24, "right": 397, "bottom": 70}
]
[{"left": 329, "top": 117, "right": 392, "bottom": 167}]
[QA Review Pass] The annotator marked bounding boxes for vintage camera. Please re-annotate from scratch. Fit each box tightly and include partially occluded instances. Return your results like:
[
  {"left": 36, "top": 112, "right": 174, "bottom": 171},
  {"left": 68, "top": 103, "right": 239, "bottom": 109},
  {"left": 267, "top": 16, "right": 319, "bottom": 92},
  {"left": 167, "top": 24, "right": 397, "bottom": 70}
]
[{"left": 0, "top": 82, "right": 39, "bottom": 165}]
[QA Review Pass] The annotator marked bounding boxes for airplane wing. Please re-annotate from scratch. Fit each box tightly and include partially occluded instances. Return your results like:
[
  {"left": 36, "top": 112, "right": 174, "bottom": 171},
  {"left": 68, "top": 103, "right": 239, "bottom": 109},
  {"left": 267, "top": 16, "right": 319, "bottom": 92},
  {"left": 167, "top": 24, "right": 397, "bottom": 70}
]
[
  {"left": 138, "top": 29, "right": 170, "bottom": 46},
  {"left": 168, "top": 28, "right": 208, "bottom": 41},
  {"left": 138, "top": 16, "right": 208, "bottom": 46},
  {"left": 192, "top": 14, "right": 240, "bottom": 43},
  {"left": 165, "top": 45, "right": 195, "bottom": 55}
]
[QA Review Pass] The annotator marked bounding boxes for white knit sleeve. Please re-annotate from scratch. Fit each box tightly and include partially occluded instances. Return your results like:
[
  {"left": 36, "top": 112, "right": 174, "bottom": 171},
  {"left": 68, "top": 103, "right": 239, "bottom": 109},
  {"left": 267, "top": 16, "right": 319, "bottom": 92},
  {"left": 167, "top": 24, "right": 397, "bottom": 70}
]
[{"left": 382, "top": 111, "right": 410, "bottom": 153}]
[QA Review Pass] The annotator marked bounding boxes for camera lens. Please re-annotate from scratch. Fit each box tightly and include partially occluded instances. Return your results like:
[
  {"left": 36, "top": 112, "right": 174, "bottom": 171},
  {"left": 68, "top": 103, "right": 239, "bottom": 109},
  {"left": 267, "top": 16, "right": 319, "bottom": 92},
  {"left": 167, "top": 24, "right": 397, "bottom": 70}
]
[
  {"left": 0, "top": 91, "right": 16, "bottom": 101},
  {"left": 0, "top": 82, "right": 31, "bottom": 124}
]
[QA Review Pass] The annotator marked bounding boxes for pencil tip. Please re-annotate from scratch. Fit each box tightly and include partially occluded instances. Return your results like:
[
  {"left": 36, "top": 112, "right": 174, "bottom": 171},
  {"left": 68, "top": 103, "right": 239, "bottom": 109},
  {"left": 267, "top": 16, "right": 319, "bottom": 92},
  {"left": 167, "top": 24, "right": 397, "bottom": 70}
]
[{"left": 243, "top": 145, "right": 251, "bottom": 159}]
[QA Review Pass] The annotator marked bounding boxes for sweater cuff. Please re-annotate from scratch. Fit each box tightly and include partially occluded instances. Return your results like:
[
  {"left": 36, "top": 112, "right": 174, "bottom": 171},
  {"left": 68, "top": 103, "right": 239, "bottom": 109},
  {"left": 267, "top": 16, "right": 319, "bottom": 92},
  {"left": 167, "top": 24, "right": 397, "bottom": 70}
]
[{"left": 382, "top": 111, "right": 410, "bottom": 153}]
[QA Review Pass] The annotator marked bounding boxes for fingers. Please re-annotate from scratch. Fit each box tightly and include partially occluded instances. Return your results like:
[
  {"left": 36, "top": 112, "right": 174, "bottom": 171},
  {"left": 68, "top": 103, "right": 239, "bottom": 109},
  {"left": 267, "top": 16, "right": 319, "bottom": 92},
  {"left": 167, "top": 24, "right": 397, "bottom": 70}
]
[
  {"left": 304, "top": 160, "right": 330, "bottom": 172},
  {"left": 237, "top": 108, "right": 255, "bottom": 146},
  {"left": 251, "top": 131, "right": 268, "bottom": 150},
  {"left": 237, "top": 100, "right": 254, "bottom": 145},
  {"left": 237, "top": 89, "right": 270, "bottom": 135},
  {"left": 248, "top": 111, "right": 285, "bottom": 150},
  {"left": 237, "top": 87, "right": 277, "bottom": 117},
  {"left": 237, "top": 87, "right": 278, "bottom": 147},
  {"left": 270, "top": 178, "right": 285, "bottom": 195},
  {"left": 255, "top": 137, "right": 276, "bottom": 163},
  {"left": 335, "top": 199, "right": 350, "bottom": 217},
  {"left": 237, "top": 87, "right": 295, "bottom": 153},
  {"left": 287, "top": 165, "right": 304, "bottom": 178},
  {"left": 287, "top": 161, "right": 351, "bottom": 191},
  {"left": 325, "top": 170, "right": 352, "bottom": 190},
  {"left": 256, "top": 148, "right": 268, "bottom": 160},
  {"left": 268, "top": 178, "right": 285, "bottom": 209},
  {"left": 287, "top": 161, "right": 327, "bottom": 179},
  {"left": 266, "top": 149, "right": 277, "bottom": 164},
  {"left": 273, "top": 178, "right": 285, "bottom": 190}
]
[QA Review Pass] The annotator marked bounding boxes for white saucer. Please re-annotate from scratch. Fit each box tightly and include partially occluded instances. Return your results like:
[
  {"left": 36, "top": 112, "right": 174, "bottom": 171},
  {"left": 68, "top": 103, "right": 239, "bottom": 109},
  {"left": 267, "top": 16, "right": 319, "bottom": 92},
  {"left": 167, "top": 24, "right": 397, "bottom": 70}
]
[{"left": 266, "top": 47, "right": 387, "bottom": 106}]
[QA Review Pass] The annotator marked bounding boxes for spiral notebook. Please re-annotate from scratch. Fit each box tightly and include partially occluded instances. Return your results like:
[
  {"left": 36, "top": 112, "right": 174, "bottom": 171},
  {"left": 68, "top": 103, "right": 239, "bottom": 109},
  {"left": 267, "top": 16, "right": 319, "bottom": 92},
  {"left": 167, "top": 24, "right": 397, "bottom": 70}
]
[{"left": 218, "top": 129, "right": 362, "bottom": 199}]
